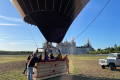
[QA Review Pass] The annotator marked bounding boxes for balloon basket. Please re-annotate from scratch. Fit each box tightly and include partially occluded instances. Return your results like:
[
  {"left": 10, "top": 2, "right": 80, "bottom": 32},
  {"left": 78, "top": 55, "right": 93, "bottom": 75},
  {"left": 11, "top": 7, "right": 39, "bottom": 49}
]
[{"left": 27, "top": 59, "right": 66, "bottom": 80}]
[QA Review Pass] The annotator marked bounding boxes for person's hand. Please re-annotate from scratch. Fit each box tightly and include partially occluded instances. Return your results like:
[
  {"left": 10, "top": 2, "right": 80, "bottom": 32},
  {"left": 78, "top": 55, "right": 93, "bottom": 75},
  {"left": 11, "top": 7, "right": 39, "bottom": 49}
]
[{"left": 36, "top": 49, "right": 38, "bottom": 53}]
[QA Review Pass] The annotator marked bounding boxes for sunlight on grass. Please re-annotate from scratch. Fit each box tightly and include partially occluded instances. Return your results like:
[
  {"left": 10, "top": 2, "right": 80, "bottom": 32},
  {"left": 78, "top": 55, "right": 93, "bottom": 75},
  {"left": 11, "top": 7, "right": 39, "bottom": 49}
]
[
  {"left": 0, "top": 54, "right": 108, "bottom": 63},
  {"left": 68, "top": 55, "right": 107, "bottom": 60},
  {"left": 0, "top": 59, "right": 25, "bottom": 63},
  {"left": 0, "top": 55, "right": 27, "bottom": 63}
]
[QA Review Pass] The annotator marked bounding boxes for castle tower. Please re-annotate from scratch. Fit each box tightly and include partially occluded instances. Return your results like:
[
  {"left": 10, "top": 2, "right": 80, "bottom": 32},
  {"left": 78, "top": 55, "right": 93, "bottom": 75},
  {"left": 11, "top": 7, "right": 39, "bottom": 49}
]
[
  {"left": 70, "top": 37, "right": 74, "bottom": 45},
  {"left": 86, "top": 38, "right": 89, "bottom": 44},
  {"left": 71, "top": 37, "right": 74, "bottom": 42},
  {"left": 65, "top": 39, "right": 67, "bottom": 42}
]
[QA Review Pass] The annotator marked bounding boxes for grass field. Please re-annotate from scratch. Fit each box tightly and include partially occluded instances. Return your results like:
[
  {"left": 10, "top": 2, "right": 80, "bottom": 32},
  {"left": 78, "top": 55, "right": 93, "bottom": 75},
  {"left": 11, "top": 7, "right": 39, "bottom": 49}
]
[{"left": 0, "top": 54, "right": 120, "bottom": 80}]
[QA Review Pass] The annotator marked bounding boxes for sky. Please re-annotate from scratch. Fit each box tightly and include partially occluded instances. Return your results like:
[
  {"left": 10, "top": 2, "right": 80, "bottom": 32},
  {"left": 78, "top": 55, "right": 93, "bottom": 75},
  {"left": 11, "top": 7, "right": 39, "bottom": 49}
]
[{"left": 0, "top": 0, "right": 120, "bottom": 51}]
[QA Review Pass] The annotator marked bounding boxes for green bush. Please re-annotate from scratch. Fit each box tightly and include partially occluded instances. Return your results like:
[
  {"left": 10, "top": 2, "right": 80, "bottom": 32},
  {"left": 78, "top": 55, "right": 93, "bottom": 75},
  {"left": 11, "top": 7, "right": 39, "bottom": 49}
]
[{"left": 89, "top": 51, "right": 109, "bottom": 54}]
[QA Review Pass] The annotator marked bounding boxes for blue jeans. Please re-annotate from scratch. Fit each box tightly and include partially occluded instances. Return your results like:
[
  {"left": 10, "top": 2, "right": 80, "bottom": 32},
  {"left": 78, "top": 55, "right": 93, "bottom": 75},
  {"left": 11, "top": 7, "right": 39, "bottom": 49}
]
[
  {"left": 23, "top": 63, "right": 27, "bottom": 74},
  {"left": 28, "top": 67, "right": 33, "bottom": 80}
]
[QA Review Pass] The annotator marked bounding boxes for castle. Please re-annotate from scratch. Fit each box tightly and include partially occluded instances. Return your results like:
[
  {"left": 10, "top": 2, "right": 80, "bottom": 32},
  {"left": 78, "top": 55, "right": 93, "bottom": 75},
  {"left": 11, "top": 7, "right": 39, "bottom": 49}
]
[{"left": 42, "top": 38, "right": 92, "bottom": 54}]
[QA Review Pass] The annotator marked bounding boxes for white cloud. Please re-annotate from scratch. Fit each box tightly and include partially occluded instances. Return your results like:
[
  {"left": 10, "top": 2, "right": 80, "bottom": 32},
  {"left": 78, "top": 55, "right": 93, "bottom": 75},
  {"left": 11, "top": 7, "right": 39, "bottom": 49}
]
[
  {"left": 0, "top": 15, "right": 23, "bottom": 22},
  {"left": 37, "top": 44, "right": 42, "bottom": 46},
  {"left": 9, "top": 42, "right": 20, "bottom": 45},
  {"left": 0, "top": 34, "right": 16, "bottom": 38},
  {"left": 0, "top": 23, "right": 20, "bottom": 26},
  {"left": 9, "top": 41, "right": 35, "bottom": 45}
]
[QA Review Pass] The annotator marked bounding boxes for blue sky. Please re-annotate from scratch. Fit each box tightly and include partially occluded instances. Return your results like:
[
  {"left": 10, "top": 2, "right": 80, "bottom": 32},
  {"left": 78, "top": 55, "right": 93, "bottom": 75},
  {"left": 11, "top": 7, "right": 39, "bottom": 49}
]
[{"left": 0, "top": 0, "right": 120, "bottom": 51}]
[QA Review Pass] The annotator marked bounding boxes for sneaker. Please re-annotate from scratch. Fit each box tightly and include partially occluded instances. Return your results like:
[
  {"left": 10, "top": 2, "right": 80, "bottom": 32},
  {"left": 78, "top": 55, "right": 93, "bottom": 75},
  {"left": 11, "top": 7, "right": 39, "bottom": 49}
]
[{"left": 23, "top": 73, "right": 25, "bottom": 75}]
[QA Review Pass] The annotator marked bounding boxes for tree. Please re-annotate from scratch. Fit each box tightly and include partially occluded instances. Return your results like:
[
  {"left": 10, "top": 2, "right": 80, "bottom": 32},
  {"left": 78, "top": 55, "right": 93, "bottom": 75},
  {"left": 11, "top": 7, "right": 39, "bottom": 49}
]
[
  {"left": 106, "top": 47, "right": 110, "bottom": 51},
  {"left": 110, "top": 47, "right": 114, "bottom": 53},
  {"left": 97, "top": 48, "right": 101, "bottom": 51},
  {"left": 108, "top": 50, "right": 111, "bottom": 54},
  {"left": 115, "top": 47, "right": 120, "bottom": 52},
  {"left": 106, "top": 51, "right": 109, "bottom": 54},
  {"left": 114, "top": 44, "right": 117, "bottom": 49},
  {"left": 92, "top": 48, "right": 95, "bottom": 51}
]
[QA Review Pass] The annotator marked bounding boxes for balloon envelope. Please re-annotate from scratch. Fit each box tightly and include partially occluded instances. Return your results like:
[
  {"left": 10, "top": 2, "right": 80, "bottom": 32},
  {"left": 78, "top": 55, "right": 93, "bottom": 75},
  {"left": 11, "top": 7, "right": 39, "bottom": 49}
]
[{"left": 10, "top": 0, "right": 90, "bottom": 43}]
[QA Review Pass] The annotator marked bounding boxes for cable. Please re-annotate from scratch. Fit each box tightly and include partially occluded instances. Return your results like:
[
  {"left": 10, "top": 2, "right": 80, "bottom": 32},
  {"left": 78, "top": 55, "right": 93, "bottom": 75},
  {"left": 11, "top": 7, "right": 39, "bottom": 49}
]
[
  {"left": 74, "top": 0, "right": 110, "bottom": 40},
  {"left": 26, "top": 24, "right": 38, "bottom": 48}
]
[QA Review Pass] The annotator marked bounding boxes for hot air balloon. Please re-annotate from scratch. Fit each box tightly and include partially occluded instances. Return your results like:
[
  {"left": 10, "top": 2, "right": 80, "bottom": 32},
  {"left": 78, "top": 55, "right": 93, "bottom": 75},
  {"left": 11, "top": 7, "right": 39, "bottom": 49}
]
[
  {"left": 10, "top": 0, "right": 89, "bottom": 43},
  {"left": 10, "top": 0, "right": 90, "bottom": 79}
]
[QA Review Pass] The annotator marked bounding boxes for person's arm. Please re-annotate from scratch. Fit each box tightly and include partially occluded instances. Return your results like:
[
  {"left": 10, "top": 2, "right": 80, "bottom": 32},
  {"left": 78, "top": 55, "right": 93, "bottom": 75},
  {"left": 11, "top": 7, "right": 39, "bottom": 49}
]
[
  {"left": 58, "top": 50, "right": 61, "bottom": 53},
  {"left": 61, "top": 55, "right": 62, "bottom": 59},
  {"left": 36, "top": 57, "right": 39, "bottom": 62},
  {"left": 68, "top": 58, "right": 69, "bottom": 63},
  {"left": 36, "top": 49, "right": 38, "bottom": 54}
]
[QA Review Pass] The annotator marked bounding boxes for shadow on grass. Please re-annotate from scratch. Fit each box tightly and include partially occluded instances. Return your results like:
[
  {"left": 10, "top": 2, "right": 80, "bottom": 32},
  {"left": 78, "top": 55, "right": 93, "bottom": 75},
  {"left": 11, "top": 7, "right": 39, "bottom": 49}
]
[
  {"left": 114, "top": 69, "right": 120, "bottom": 72},
  {"left": 43, "top": 73, "right": 120, "bottom": 80},
  {"left": 103, "top": 67, "right": 120, "bottom": 72}
]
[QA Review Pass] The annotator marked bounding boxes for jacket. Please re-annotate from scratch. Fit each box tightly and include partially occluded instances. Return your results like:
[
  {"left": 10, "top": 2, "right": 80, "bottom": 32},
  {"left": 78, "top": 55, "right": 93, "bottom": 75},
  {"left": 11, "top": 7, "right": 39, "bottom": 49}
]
[
  {"left": 44, "top": 55, "right": 49, "bottom": 60},
  {"left": 28, "top": 56, "right": 39, "bottom": 67}
]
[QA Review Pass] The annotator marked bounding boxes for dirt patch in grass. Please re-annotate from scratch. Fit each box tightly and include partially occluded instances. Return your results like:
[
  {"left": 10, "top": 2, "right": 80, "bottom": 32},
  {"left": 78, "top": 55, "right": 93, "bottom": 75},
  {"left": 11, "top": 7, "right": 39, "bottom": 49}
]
[
  {"left": 0, "top": 60, "right": 28, "bottom": 80},
  {"left": 0, "top": 60, "right": 26, "bottom": 75},
  {"left": 73, "top": 60, "right": 120, "bottom": 79}
]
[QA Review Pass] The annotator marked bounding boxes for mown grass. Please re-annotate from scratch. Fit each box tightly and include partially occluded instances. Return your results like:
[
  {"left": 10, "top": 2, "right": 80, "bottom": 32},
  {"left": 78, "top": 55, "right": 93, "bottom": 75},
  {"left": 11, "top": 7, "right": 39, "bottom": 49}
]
[
  {"left": 68, "top": 54, "right": 108, "bottom": 60},
  {"left": 0, "top": 55, "right": 27, "bottom": 63},
  {"left": 0, "top": 54, "right": 107, "bottom": 63},
  {"left": 0, "top": 54, "right": 108, "bottom": 80}
]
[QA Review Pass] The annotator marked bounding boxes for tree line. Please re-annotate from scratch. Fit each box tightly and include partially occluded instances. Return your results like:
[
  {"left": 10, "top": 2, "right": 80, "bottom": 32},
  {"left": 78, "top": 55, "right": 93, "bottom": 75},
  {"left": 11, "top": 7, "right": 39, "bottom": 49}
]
[{"left": 89, "top": 44, "right": 120, "bottom": 54}]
